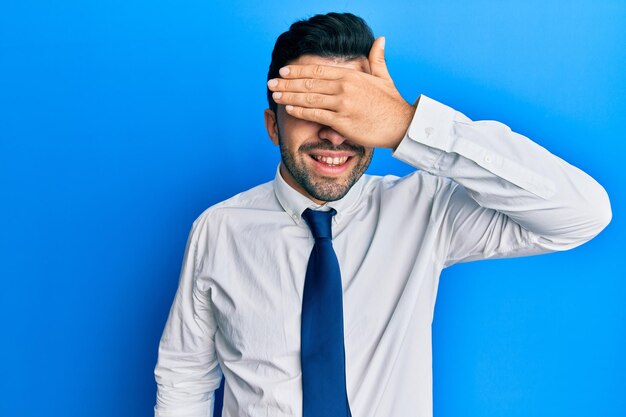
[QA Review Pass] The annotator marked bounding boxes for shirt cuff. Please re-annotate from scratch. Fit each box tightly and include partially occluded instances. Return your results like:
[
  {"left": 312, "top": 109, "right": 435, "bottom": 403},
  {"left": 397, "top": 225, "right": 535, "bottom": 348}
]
[
  {"left": 154, "top": 400, "right": 213, "bottom": 417},
  {"left": 392, "top": 94, "right": 456, "bottom": 171},
  {"left": 392, "top": 94, "right": 556, "bottom": 199}
]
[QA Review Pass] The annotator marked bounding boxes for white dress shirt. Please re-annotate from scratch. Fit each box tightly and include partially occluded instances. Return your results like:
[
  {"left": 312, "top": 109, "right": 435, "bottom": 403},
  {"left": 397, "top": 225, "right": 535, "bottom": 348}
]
[{"left": 154, "top": 95, "right": 611, "bottom": 417}]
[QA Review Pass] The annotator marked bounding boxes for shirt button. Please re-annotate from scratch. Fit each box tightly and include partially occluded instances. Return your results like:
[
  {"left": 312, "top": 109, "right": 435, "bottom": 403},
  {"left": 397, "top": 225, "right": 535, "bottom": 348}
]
[
  {"left": 292, "top": 214, "right": 298, "bottom": 220},
  {"left": 484, "top": 154, "right": 492, "bottom": 163},
  {"left": 425, "top": 127, "right": 434, "bottom": 136}
]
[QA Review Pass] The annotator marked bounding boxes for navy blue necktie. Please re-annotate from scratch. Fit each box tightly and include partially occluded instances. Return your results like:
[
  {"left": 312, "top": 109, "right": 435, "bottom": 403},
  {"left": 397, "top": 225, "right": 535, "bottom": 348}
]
[{"left": 301, "top": 208, "right": 352, "bottom": 417}]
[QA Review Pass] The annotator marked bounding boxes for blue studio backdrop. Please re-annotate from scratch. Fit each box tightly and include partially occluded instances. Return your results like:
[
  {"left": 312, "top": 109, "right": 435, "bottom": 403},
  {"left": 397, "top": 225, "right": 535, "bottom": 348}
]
[{"left": 1, "top": 1, "right": 624, "bottom": 416}]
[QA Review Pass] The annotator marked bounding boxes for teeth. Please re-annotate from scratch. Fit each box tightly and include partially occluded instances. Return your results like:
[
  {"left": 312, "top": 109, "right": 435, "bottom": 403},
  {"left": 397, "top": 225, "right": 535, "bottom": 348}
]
[{"left": 314, "top": 155, "right": 349, "bottom": 166}]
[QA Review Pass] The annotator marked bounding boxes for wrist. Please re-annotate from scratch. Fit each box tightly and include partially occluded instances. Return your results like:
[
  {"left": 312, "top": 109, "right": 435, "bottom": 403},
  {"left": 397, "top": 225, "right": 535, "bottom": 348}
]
[{"left": 389, "top": 101, "right": 417, "bottom": 150}]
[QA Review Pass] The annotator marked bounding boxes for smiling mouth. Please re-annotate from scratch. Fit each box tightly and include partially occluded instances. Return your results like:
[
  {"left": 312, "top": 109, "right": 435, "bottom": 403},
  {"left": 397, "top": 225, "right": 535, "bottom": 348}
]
[{"left": 312, "top": 155, "right": 350, "bottom": 166}]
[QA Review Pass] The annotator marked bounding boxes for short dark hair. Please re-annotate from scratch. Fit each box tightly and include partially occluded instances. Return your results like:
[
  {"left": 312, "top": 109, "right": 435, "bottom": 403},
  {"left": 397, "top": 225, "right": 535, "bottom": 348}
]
[{"left": 267, "top": 12, "right": 375, "bottom": 113}]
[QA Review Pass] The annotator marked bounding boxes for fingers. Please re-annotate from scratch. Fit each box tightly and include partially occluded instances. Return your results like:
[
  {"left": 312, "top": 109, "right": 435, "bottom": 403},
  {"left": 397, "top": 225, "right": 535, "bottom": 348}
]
[
  {"left": 267, "top": 77, "right": 340, "bottom": 95},
  {"left": 268, "top": 75, "right": 342, "bottom": 110},
  {"left": 278, "top": 64, "right": 347, "bottom": 80},
  {"left": 284, "top": 105, "right": 335, "bottom": 126},
  {"left": 272, "top": 91, "right": 339, "bottom": 111},
  {"left": 368, "top": 36, "right": 391, "bottom": 80}
]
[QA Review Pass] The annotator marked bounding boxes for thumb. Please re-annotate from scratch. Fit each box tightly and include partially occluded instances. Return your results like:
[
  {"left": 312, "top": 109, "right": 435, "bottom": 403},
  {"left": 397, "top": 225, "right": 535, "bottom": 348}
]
[{"left": 368, "top": 36, "right": 391, "bottom": 80}]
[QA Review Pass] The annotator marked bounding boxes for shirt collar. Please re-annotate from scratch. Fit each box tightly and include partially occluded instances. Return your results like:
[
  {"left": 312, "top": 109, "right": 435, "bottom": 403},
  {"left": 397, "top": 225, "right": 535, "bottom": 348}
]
[{"left": 273, "top": 164, "right": 364, "bottom": 225}]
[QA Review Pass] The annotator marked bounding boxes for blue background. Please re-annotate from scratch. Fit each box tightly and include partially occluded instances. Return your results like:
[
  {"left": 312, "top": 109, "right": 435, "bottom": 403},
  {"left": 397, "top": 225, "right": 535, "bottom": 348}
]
[{"left": 1, "top": 1, "right": 624, "bottom": 416}]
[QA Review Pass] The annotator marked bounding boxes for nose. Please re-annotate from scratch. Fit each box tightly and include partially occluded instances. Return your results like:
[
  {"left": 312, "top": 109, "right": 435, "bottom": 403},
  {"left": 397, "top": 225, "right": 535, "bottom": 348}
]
[{"left": 318, "top": 126, "right": 347, "bottom": 146}]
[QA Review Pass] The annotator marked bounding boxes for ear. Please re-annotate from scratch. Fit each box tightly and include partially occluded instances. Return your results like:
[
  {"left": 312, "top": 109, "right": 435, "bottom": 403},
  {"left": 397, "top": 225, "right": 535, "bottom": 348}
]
[{"left": 264, "top": 108, "right": 279, "bottom": 146}]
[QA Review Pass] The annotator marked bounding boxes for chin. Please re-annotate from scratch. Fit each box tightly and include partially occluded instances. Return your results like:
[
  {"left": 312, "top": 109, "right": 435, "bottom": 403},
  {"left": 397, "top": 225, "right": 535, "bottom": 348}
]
[{"left": 305, "top": 178, "right": 355, "bottom": 202}]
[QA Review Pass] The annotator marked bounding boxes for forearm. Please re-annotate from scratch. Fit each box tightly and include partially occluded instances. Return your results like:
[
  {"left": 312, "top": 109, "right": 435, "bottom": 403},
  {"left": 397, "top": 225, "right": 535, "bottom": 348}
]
[
  {"left": 393, "top": 95, "right": 612, "bottom": 250},
  {"left": 155, "top": 344, "right": 222, "bottom": 417}
]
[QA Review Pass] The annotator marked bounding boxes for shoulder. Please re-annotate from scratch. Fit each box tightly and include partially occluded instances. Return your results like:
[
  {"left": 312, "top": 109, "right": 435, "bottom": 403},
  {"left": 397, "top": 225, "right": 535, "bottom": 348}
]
[
  {"left": 192, "top": 180, "right": 278, "bottom": 228},
  {"left": 361, "top": 170, "right": 457, "bottom": 200},
  {"left": 177, "top": 180, "right": 279, "bottom": 270}
]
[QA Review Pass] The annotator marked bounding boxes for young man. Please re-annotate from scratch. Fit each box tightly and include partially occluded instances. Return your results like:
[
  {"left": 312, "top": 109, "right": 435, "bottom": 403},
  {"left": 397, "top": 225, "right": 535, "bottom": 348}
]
[{"left": 154, "top": 12, "right": 611, "bottom": 417}]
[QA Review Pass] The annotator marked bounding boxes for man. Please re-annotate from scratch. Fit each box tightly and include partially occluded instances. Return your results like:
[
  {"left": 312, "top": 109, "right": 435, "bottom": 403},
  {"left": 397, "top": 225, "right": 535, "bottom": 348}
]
[{"left": 154, "top": 12, "right": 611, "bottom": 417}]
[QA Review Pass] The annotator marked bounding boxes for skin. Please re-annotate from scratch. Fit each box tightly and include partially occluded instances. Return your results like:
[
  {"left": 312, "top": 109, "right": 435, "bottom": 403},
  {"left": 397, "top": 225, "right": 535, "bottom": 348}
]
[{"left": 264, "top": 36, "right": 417, "bottom": 205}]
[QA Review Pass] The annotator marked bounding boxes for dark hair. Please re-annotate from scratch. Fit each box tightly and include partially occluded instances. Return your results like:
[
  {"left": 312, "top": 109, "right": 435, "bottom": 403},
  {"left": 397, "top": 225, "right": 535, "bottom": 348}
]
[{"left": 267, "top": 12, "right": 375, "bottom": 113}]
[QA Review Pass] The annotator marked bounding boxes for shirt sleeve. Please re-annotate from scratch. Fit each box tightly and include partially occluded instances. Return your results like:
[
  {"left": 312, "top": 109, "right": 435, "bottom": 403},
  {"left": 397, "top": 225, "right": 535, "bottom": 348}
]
[
  {"left": 393, "top": 95, "right": 612, "bottom": 267},
  {"left": 154, "top": 219, "right": 223, "bottom": 417}
]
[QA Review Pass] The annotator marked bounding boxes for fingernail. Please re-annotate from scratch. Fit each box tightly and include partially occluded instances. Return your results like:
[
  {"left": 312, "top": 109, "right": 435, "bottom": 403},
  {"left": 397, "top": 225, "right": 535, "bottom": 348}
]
[
  {"left": 267, "top": 79, "right": 278, "bottom": 87},
  {"left": 286, "top": 105, "right": 294, "bottom": 112},
  {"left": 272, "top": 92, "right": 282, "bottom": 100},
  {"left": 380, "top": 36, "right": 386, "bottom": 49},
  {"left": 279, "top": 67, "right": 290, "bottom": 76}
]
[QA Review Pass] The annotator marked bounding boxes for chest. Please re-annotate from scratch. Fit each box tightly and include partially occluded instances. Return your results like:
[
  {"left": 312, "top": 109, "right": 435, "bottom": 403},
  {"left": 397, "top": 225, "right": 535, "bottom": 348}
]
[{"left": 199, "top": 207, "right": 437, "bottom": 363}]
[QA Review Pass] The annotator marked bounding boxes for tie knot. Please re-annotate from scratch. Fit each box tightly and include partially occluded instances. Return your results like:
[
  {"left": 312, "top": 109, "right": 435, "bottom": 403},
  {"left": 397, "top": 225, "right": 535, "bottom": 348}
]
[{"left": 302, "top": 208, "right": 336, "bottom": 240}]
